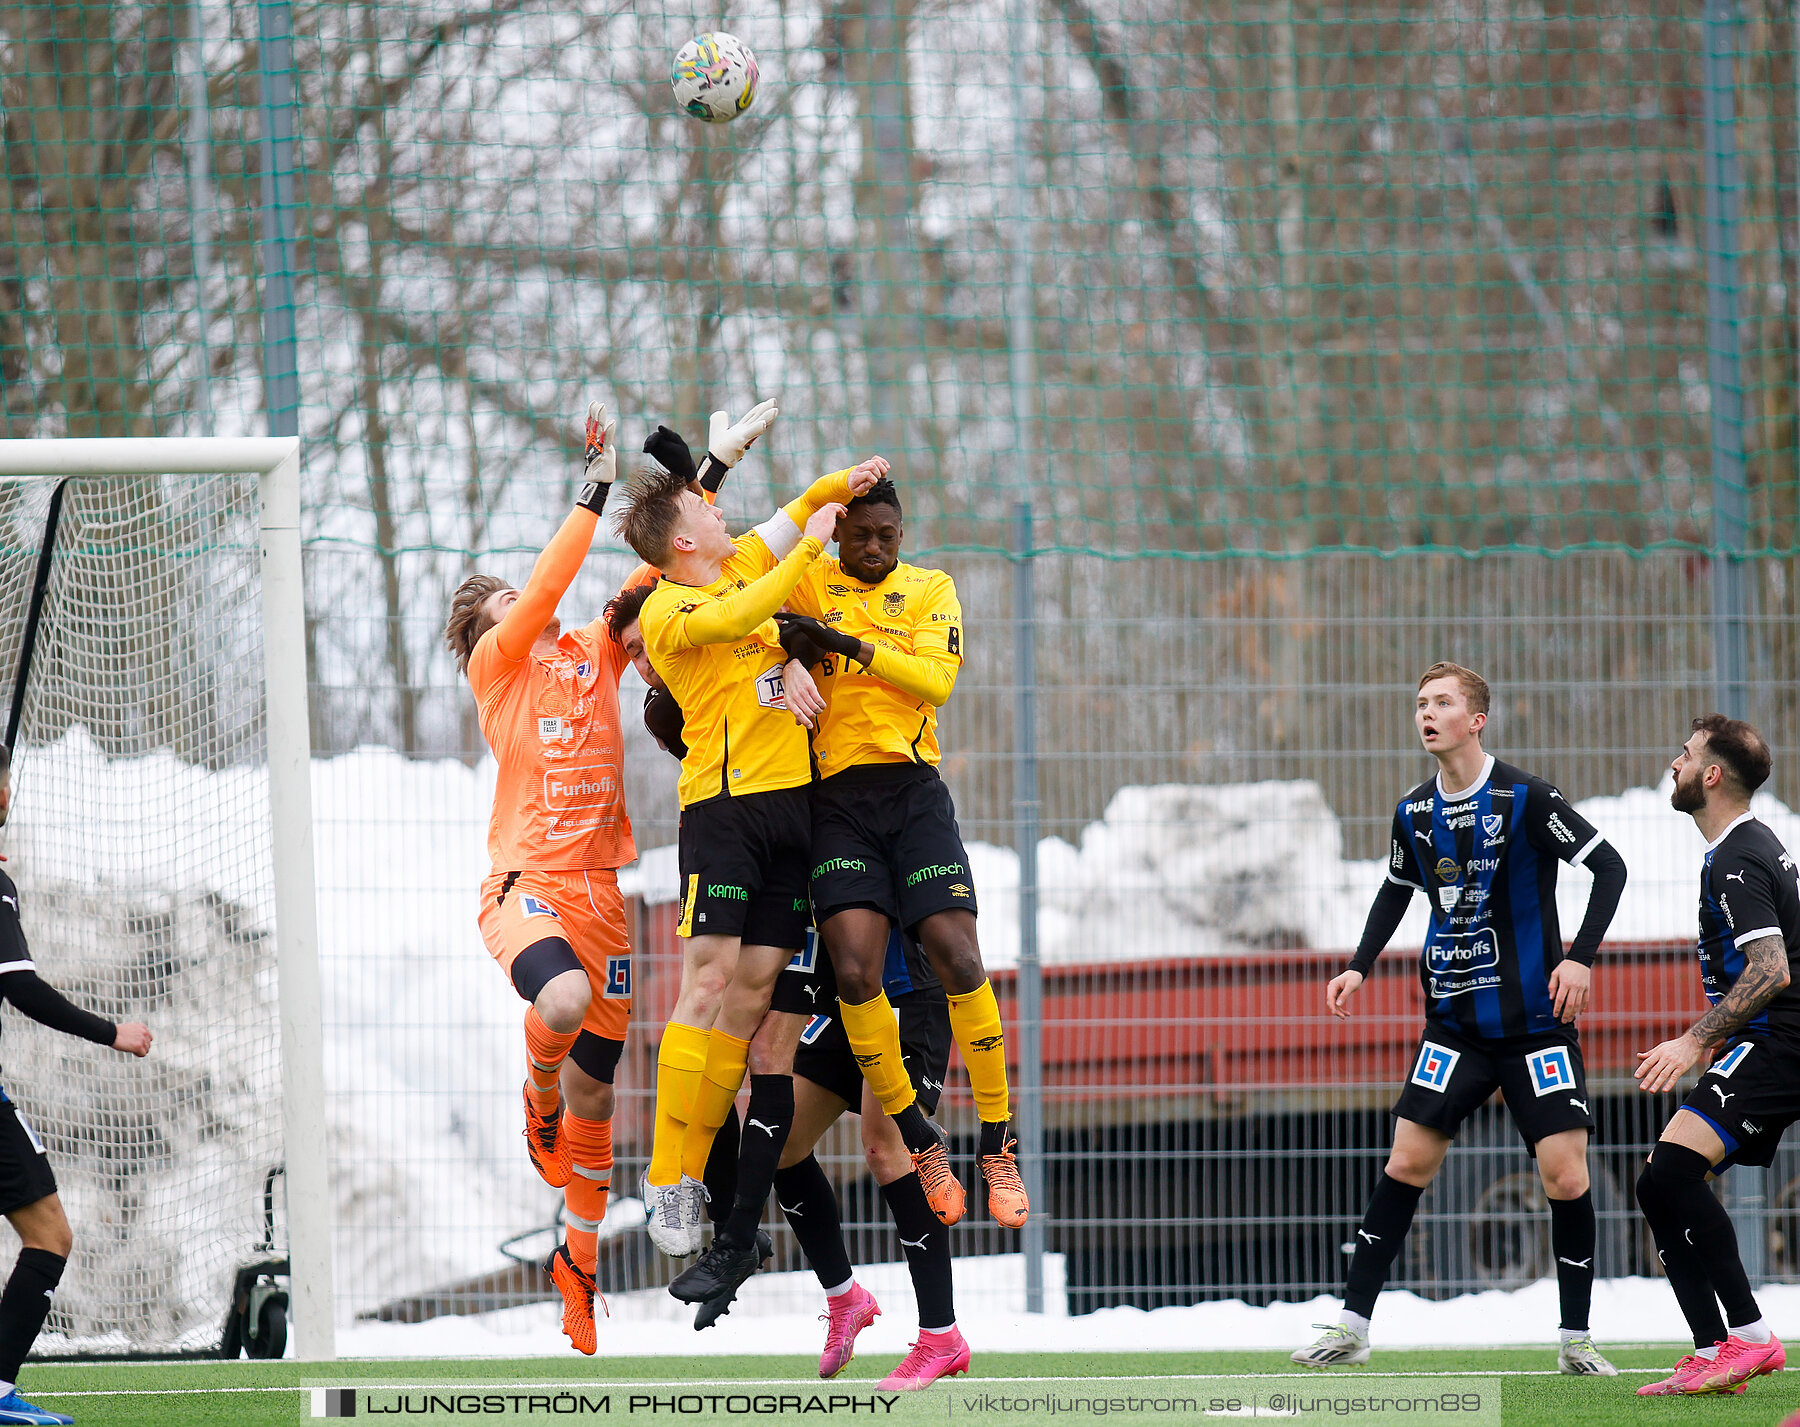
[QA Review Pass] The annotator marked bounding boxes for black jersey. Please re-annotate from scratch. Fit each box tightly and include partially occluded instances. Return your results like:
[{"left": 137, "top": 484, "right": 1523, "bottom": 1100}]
[
  {"left": 1386, "top": 756, "right": 1606, "bottom": 1039},
  {"left": 1695, "top": 813, "right": 1800, "bottom": 1047}
]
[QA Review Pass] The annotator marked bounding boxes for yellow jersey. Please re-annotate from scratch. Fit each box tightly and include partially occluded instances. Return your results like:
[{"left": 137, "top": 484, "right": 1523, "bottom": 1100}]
[
  {"left": 640, "top": 531, "right": 827, "bottom": 808},
  {"left": 787, "top": 557, "right": 963, "bottom": 780}
]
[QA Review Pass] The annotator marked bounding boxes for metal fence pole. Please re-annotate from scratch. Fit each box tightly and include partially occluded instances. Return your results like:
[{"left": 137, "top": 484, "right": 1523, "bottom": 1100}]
[
  {"left": 256, "top": 0, "right": 301, "bottom": 440},
  {"left": 1701, "top": 0, "right": 1764, "bottom": 1285},
  {"left": 1011, "top": 500, "right": 1045, "bottom": 1314}
]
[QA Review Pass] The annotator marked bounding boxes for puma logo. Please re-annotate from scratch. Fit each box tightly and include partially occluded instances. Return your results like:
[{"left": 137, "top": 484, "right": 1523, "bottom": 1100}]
[
  {"left": 778, "top": 1202, "right": 803, "bottom": 1217},
  {"left": 1727, "top": 871, "right": 1746, "bottom": 884},
  {"left": 900, "top": 1234, "right": 930, "bottom": 1251},
  {"left": 1685, "top": 1229, "right": 1695, "bottom": 1245},
  {"left": 805, "top": 985, "right": 819, "bottom": 1003},
  {"left": 1557, "top": 1256, "right": 1591, "bottom": 1269},
  {"left": 1568, "top": 1098, "right": 1588, "bottom": 1114},
  {"left": 1357, "top": 1230, "right": 1381, "bottom": 1245},
  {"left": 1712, "top": 1086, "right": 1734, "bottom": 1106},
  {"left": 748, "top": 1119, "right": 779, "bottom": 1137}
]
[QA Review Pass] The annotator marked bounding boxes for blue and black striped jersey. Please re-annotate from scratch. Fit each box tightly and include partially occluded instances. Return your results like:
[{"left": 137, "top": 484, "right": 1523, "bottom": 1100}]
[
  {"left": 1387, "top": 755, "right": 1606, "bottom": 1040},
  {"left": 1696, "top": 813, "right": 1800, "bottom": 1042}
]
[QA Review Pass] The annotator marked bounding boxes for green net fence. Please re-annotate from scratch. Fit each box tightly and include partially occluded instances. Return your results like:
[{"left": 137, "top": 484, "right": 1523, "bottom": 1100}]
[{"left": 0, "top": 0, "right": 1794, "bottom": 555}]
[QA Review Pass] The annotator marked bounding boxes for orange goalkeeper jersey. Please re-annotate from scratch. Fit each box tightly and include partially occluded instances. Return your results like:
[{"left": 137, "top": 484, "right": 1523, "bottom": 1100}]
[
  {"left": 468, "top": 619, "right": 634, "bottom": 872},
  {"left": 786, "top": 557, "right": 963, "bottom": 779}
]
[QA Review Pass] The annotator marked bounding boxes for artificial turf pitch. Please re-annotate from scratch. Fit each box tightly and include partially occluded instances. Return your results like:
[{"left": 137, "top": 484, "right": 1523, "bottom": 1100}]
[{"left": 12, "top": 1348, "right": 1797, "bottom": 1425}]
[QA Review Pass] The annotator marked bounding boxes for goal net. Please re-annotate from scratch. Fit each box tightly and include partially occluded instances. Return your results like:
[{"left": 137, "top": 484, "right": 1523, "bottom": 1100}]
[{"left": 0, "top": 453, "right": 314, "bottom": 1355}]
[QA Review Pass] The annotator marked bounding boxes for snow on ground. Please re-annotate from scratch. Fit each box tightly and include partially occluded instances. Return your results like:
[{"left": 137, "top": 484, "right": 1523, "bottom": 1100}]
[
  {"left": 1, "top": 733, "right": 1769, "bottom": 1326},
  {"left": 335, "top": 1262, "right": 1800, "bottom": 1358}
]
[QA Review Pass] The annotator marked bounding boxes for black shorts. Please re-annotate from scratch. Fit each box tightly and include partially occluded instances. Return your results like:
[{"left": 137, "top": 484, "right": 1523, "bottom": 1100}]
[
  {"left": 810, "top": 764, "right": 977, "bottom": 931},
  {"left": 793, "top": 989, "right": 952, "bottom": 1116},
  {"left": 1391, "top": 1022, "right": 1593, "bottom": 1151},
  {"left": 1683, "top": 1035, "right": 1800, "bottom": 1169},
  {"left": 770, "top": 929, "right": 827, "bottom": 1017},
  {"left": 0, "top": 1095, "right": 56, "bottom": 1215},
  {"left": 677, "top": 787, "right": 812, "bottom": 950}
]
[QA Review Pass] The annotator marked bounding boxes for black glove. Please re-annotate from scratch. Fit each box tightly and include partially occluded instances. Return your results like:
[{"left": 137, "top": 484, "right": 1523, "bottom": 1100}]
[
  {"left": 775, "top": 611, "right": 863, "bottom": 663},
  {"left": 643, "top": 425, "right": 698, "bottom": 485},
  {"left": 644, "top": 686, "right": 688, "bottom": 760}
]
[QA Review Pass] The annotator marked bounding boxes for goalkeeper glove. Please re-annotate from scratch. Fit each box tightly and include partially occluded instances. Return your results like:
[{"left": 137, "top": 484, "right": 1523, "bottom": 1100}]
[
  {"left": 693, "top": 398, "right": 779, "bottom": 492},
  {"left": 775, "top": 611, "right": 864, "bottom": 664},
  {"left": 576, "top": 401, "right": 617, "bottom": 515},
  {"left": 643, "top": 424, "right": 698, "bottom": 485}
]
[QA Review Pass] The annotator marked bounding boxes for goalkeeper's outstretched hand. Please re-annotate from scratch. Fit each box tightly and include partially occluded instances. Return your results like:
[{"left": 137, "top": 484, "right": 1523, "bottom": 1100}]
[
  {"left": 644, "top": 425, "right": 698, "bottom": 485},
  {"left": 695, "top": 399, "right": 778, "bottom": 492},
  {"left": 577, "top": 401, "right": 617, "bottom": 514}
]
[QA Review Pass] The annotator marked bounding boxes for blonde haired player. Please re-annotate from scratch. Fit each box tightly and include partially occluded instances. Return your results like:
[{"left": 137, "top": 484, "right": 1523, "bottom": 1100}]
[{"left": 614, "top": 451, "right": 879, "bottom": 1296}]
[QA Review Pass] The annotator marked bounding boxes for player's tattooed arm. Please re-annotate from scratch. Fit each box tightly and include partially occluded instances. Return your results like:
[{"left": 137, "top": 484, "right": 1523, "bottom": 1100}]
[
  {"left": 1689, "top": 933, "right": 1790, "bottom": 1048},
  {"left": 1637, "top": 933, "right": 1789, "bottom": 1093}
]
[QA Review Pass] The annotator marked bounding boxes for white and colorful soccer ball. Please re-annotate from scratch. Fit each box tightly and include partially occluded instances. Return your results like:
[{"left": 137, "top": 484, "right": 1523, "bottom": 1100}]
[{"left": 671, "top": 32, "right": 758, "bottom": 124}]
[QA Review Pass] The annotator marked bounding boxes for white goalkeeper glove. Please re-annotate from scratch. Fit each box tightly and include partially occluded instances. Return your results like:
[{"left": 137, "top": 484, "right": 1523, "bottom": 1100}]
[
  {"left": 694, "top": 398, "right": 779, "bottom": 490},
  {"left": 576, "top": 401, "right": 617, "bottom": 514}
]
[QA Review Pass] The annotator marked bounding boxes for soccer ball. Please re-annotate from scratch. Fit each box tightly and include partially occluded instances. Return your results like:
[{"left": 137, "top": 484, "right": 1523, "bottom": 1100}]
[{"left": 671, "top": 32, "right": 758, "bottom": 124}]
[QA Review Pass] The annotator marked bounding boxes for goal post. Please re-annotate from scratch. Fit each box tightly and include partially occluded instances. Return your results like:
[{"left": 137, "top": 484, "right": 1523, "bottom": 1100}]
[{"left": 0, "top": 437, "right": 334, "bottom": 1361}]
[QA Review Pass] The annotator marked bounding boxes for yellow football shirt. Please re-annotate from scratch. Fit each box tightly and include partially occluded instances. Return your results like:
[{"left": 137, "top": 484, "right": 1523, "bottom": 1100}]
[
  {"left": 640, "top": 532, "right": 826, "bottom": 808},
  {"left": 788, "top": 557, "right": 963, "bottom": 780}
]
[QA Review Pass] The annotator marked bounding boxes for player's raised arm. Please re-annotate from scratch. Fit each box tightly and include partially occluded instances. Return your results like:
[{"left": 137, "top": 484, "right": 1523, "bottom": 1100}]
[
  {"left": 1524, "top": 781, "right": 1627, "bottom": 1023},
  {"left": 747, "top": 457, "right": 887, "bottom": 561},
  {"left": 491, "top": 401, "right": 617, "bottom": 662}
]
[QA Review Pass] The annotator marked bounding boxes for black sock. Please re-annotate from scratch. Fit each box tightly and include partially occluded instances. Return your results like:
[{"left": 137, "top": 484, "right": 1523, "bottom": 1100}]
[
  {"left": 723, "top": 1075, "right": 793, "bottom": 1250},
  {"left": 703, "top": 1102, "right": 740, "bottom": 1225},
  {"left": 1636, "top": 1160, "right": 1727, "bottom": 1349},
  {"left": 893, "top": 1102, "right": 938, "bottom": 1155},
  {"left": 1648, "top": 1142, "right": 1761, "bottom": 1329},
  {"left": 774, "top": 1154, "right": 852, "bottom": 1290},
  {"left": 1343, "top": 1173, "right": 1424, "bottom": 1320},
  {"left": 1548, "top": 1191, "right": 1595, "bottom": 1332},
  {"left": 882, "top": 1170, "right": 954, "bottom": 1329},
  {"left": 0, "top": 1248, "right": 64, "bottom": 1381},
  {"left": 977, "top": 1118, "right": 1010, "bottom": 1159}
]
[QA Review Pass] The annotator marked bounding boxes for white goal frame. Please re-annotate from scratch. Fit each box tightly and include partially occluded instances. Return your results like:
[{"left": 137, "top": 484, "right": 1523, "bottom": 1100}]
[{"left": 0, "top": 438, "right": 335, "bottom": 1361}]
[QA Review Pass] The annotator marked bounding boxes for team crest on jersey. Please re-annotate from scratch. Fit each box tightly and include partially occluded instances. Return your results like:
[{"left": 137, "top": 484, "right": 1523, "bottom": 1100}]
[
  {"left": 754, "top": 664, "right": 788, "bottom": 710},
  {"left": 883, "top": 591, "right": 905, "bottom": 616},
  {"left": 575, "top": 661, "right": 591, "bottom": 678},
  {"left": 1711, "top": 1041, "right": 1754, "bottom": 1079},
  {"left": 1482, "top": 814, "right": 1504, "bottom": 840},
  {"left": 519, "top": 895, "right": 560, "bottom": 921},
  {"left": 1527, "top": 1046, "right": 1576, "bottom": 1097},
  {"left": 1411, "top": 1041, "right": 1460, "bottom": 1091},
  {"left": 604, "top": 956, "right": 631, "bottom": 999}
]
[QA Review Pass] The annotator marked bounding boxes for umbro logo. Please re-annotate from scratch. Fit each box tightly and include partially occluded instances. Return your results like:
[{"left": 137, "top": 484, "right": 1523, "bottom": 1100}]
[
  {"left": 1713, "top": 1086, "right": 1734, "bottom": 1106},
  {"left": 1557, "top": 1256, "right": 1591, "bottom": 1269},
  {"left": 748, "top": 1119, "right": 779, "bottom": 1137},
  {"left": 969, "top": 1035, "right": 1005, "bottom": 1053},
  {"left": 854, "top": 1053, "right": 880, "bottom": 1067},
  {"left": 1568, "top": 1098, "right": 1588, "bottom": 1114},
  {"left": 1357, "top": 1230, "right": 1381, "bottom": 1245}
]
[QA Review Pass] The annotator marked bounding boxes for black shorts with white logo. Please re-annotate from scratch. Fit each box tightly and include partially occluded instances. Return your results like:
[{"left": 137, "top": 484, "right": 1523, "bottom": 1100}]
[
  {"left": 1683, "top": 1034, "right": 1800, "bottom": 1169},
  {"left": 1391, "top": 1021, "right": 1593, "bottom": 1152},
  {"left": 810, "top": 764, "right": 977, "bottom": 932},
  {"left": 770, "top": 928, "right": 827, "bottom": 1017},
  {"left": 677, "top": 786, "right": 812, "bottom": 950},
  {"left": 0, "top": 1094, "right": 56, "bottom": 1215}
]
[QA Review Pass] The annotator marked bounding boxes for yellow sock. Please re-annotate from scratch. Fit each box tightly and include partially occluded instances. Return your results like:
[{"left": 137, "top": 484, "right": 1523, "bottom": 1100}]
[
  {"left": 681, "top": 1030, "right": 750, "bottom": 1179},
  {"left": 838, "top": 992, "right": 917, "bottom": 1116},
  {"left": 649, "top": 1022, "right": 709, "bottom": 1185},
  {"left": 948, "top": 979, "right": 1011, "bottom": 1123}
]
